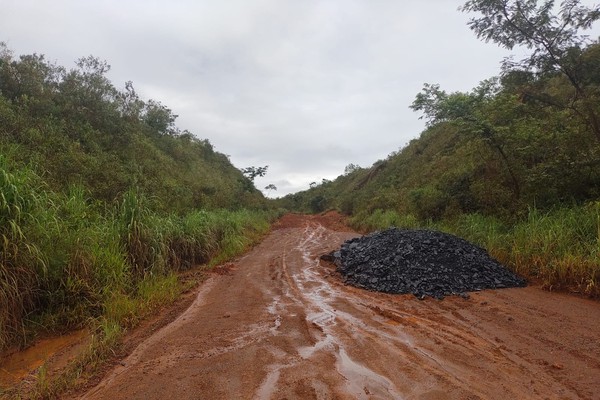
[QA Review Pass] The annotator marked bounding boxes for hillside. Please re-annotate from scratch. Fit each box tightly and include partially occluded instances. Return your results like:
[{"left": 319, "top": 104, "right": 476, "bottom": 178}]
[
  {"left": 279, "top": 40, "right": 600, "bottom": 298},
  {"left": 0, "top": 45, "right": 275, "bottom": 358},
  {"left": 0, "top": 45, "right": 265, "bottom": 212}
]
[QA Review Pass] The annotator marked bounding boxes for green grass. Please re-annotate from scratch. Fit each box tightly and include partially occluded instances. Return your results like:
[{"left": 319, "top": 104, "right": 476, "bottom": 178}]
[
  {"left": 0, "top": 158, "right": 275, "bottom": 374},
  {"left": 350, "top": 209, "right": 421, "bottom": 232},
  {"left": 0, "top": 157, "right": 47, "bottom": 351}
]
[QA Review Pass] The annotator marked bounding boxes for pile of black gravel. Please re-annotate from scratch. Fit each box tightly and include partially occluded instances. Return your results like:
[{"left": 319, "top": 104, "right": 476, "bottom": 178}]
[{"left": 332, "top": 228, "right": 526, "bottom": 299}]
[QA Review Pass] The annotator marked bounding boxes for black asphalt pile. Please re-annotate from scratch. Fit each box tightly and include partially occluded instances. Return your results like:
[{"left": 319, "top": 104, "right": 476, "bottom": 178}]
[{"left": 332, "top": 228, "right": 526, "bottom": 299}]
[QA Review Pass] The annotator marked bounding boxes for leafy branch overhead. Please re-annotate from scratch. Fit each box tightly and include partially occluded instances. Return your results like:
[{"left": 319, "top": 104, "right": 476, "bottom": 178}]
[
  {"left": 460, "top": 0, "right": 600, "bottom": 139},
  {"left": 461, "top": 0, "right": 600, "bottom": 67}
]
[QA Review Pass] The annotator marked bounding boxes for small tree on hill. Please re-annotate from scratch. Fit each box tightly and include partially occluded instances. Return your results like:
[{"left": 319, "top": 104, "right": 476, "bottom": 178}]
[{"left": 264, "top": 183, "right": 277, "bottom": 196}]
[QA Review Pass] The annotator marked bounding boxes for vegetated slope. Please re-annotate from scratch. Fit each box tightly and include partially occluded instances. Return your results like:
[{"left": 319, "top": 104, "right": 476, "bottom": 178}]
[
  {"left": 0, "top": 45, "right": 274, "bottom": 359},
  {"left": 281, "top": 101, "right": 600, "bottom": 221},
  {"left": 279, "top": 42, "right": 600, "bottom": 297},
  {"left": 0, "top": 46, "right": 264, "bottom": 212}
]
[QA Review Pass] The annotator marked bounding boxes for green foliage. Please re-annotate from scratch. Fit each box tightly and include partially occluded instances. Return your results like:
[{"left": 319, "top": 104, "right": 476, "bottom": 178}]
[
  {"left": 461, "top": 0, "right": 600, "bottom": 65},
  {"left": 0, "top": 46, "right": 278, "bottom": 354},
  {"left": 449, "top": 206, "right": 600, "bottom": 297},
  {"left": 344, "top": 163, "right": 361, "bottom": 175},
  {"left": 0, "top": 46, "right": 266, "bottom": 212},
  {"left": 309, "top": 195, "right": 328, "bottom": 213},
  {"left": 279, "top": 13, "right": 600, "bottom": 297},
  {"left": 408, "top": 185, "right": 448, "bottom": 221},
  {"left": 241, "top": 165, "right": 268, "bottom": 182},
  {"left": 350, "top": 210, "right": 420, "bottom": 232},
  {"left": 0, "top": 159, "right": 275, "bottom": 352},
  {"left": 461, "top": 0, "right": 600, "bottom": 140},
  {"left": 0, "top": 158, "right": 46, "bottom": 350},
  {"left": 264, "top": 183, "right": 277, "bottom": 194}
]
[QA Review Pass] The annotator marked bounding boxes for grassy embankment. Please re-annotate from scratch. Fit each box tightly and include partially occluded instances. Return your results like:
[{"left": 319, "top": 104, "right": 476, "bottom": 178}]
[
  {"left": 350, "top": 206, "right": 600, "bottom": 298},
  {"left": 0, "top": 157, "right": 277, "bottom": 398}
]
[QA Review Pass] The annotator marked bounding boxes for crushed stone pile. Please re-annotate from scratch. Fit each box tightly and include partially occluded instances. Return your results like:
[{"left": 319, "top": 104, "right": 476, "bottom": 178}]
[{"left": 332, "top": 228, "right": 526, "bottom": 299}]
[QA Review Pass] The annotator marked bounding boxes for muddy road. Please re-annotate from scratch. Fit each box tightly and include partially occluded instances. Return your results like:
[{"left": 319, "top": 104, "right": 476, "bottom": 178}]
[{"left": 81, "top": 214, "right": 600, "bottom": 399}]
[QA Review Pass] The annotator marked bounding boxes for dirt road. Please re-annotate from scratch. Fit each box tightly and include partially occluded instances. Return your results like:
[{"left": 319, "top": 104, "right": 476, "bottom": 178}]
[{"left": 81, "top": 214, "right": 600, "bottom": 399}]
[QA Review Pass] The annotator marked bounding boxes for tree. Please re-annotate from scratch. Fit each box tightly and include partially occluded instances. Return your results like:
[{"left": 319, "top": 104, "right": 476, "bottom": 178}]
[
  {"left": 264, "top": 183, "right": 277, "bottom": 196},
  {"left": 310, "top": 195, "right": 327, "bottom": 213},
  {"left": 460, "top": 0, "right": 600, "bottom": 140},
  {"left": 118, "top": 80, "right": 144, "bottom": 120},
  {"left": 344, "top": 163, "right": 361, "bottom": 175},
  {"left": 241, "top": 166, "right": 268, "bottom": 182},
  {"left": 411, "top": 80, "right": 523, "bottom": 199},
  {"left": 410, "top": 82, "right": 497, "bottom": 126},
  {"left": 143, "top": 99, "right": 178, "bottom": 136}
]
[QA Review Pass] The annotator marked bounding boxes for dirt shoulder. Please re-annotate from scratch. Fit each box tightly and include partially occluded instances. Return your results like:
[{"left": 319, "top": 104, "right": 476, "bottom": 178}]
[{"left": 73, "top": 214, "right": 600, "bottom": 400}]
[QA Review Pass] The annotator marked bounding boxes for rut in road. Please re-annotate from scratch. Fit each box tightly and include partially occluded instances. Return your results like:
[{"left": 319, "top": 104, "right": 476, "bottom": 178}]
[
  {"left": 260, "top": 223, "right": 402, "bottom": 399},
  {"left": 80, "top": 217, "right": 600, "bottom": 400}
]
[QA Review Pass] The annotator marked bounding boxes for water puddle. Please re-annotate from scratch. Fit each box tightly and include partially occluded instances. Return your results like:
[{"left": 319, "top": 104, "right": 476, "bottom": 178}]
[
  {"left": 336, "top": 347, "right": 403, "bottom": 399},
  {"left": 267, "top": 295, "right": 283, "bottom": 335},
  {"left": 0, "top": 329, "right": 88, "bottom": 386},
  {"left": 260, "top": 224, "right": 406, "bottom": 398},
  {"left": 255, "top": 366, "right": 282, "bottom": 400}
]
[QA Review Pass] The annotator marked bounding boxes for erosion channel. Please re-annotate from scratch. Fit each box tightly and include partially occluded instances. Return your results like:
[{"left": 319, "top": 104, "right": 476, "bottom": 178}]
[{"left": 79, "top": 214, "right": 600, "bottom": 400}]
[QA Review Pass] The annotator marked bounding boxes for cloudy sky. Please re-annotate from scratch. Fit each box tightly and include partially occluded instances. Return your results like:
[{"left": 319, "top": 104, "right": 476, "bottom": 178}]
[{"left": 2, "top": 1, "right": 597, "bottom": 196}]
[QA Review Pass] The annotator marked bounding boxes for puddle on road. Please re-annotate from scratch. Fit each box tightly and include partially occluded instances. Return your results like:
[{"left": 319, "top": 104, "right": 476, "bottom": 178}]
[
  {"left": 255, "top": 365, "right": 282, "bottom": 400},
  {"left": 0, "top": 329, "right": 88, "bottom": 387},
  {"left": 336, "top": 347, "right": 403, "bottom": 400},
  {"left": 298, "top": 333, "right": 335, "bottom": 359},
  {"left": 259, "top": 223, "right": 407, "bottom": 398},
  {"left": 295, "top": 225, "right": 404, "bottom": 398},
  {"left": 267, "top": 295, "right": 283, "bottom": 335}
]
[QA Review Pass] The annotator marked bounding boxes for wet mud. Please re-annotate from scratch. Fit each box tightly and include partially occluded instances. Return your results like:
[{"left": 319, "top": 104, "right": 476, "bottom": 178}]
[
  {"left": 78, "top": 215, "right": 600, "bottom": 400},
  {"left": 0, "top": 330, "right": 89, "bottom": 388}
]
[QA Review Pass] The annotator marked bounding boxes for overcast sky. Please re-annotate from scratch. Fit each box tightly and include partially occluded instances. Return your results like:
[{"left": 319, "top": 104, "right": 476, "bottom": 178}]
[{"left": 2, "top": 1, "right": 598, "bottom": 196}]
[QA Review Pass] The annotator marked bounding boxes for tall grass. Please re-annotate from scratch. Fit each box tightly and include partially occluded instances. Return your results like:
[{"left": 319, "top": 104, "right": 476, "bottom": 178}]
[
  {"left": 0, "top": 159, "right": 275, "bottom": 354},
  {"left": 350, "top": 209, "right": 421, "bottom": 232},
  {"left": 351, "top": 206, "right": 600, "bottom": 297},
  {"left": 0, "top": 158, "right": 46, "bottom": 350},
  {"left": 439, "top": 207, "right": 599, "bottom": 296}
]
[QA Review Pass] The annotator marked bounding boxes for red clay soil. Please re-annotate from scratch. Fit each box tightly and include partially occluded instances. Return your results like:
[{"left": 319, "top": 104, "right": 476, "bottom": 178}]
[
  {"left": 64, "top": 213, "right": 600, "bottom": 399},
  {"left": 271, "top": 211, "right": 351, "bottom": 232}
]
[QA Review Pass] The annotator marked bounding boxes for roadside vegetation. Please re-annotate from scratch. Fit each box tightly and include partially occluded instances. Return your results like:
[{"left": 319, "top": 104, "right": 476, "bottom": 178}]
[
  {"left": 279, "top": 0, "right": 600, "bottom": 298},
  {"left": 2, "top": 0, "right": 600, "bottom": 395},
  {"left": 0, "top": 160, "right": 273, "bottom": 397},
  {"left": 0, "top": 40, "right": 278, "bottom": 396}
]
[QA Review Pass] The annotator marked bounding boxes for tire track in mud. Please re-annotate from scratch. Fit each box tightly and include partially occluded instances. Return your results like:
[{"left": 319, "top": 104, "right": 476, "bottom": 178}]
[
  {"left": 79, "top": 216, "right": 600, "bottom": 400},
  {"left": 258, "top": 223, "right": 403, "bottom": 399},
  {"left": 273, "top": 224, "right": 479, "bottom": 398}
]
